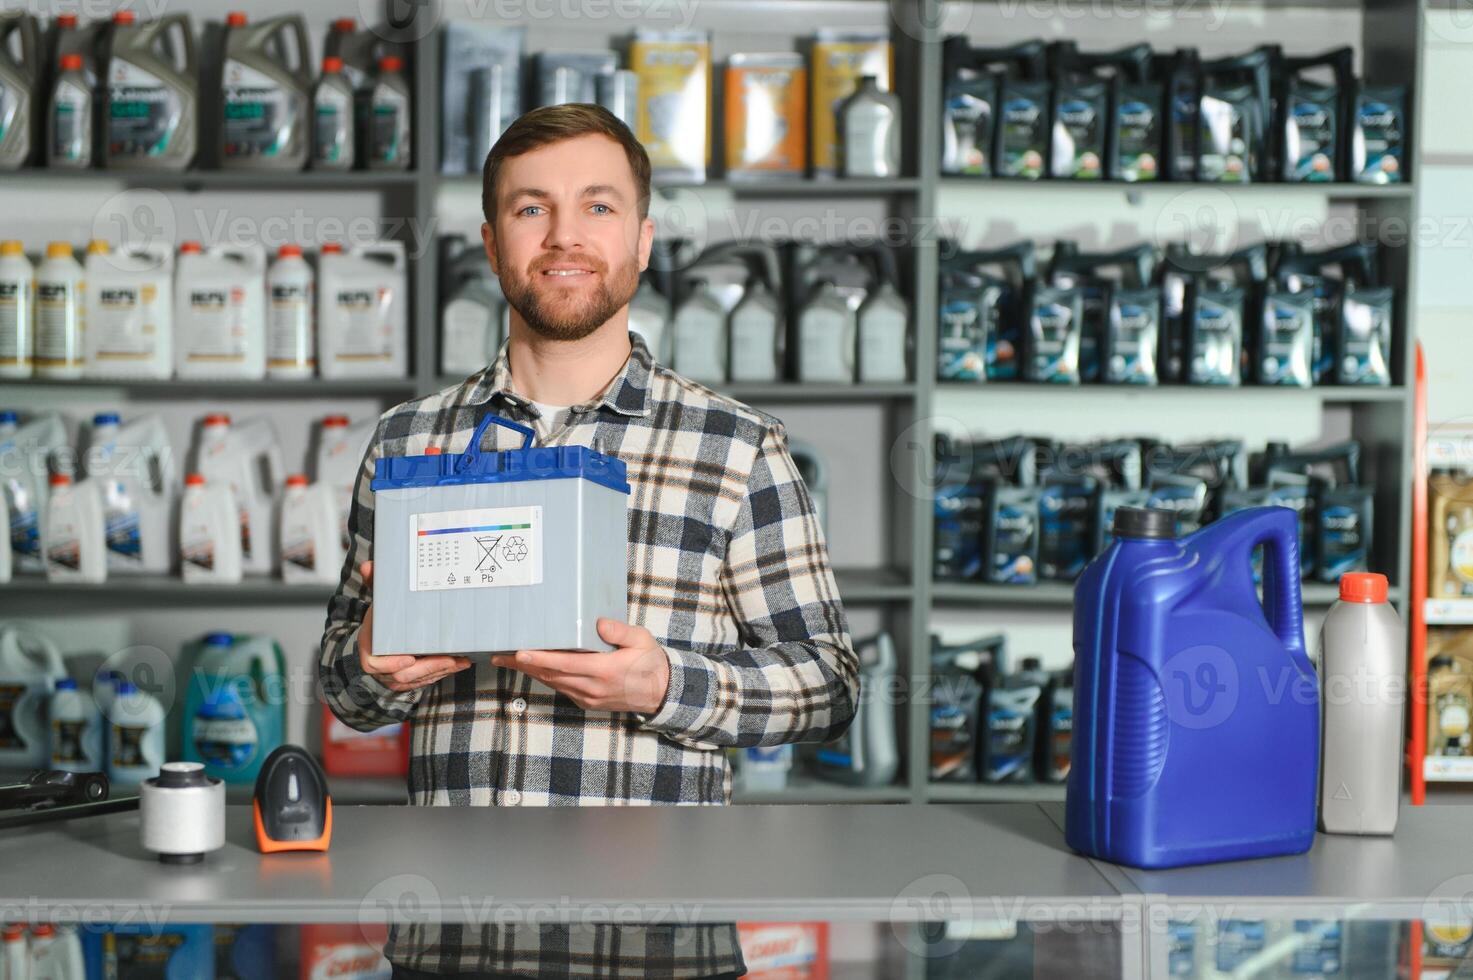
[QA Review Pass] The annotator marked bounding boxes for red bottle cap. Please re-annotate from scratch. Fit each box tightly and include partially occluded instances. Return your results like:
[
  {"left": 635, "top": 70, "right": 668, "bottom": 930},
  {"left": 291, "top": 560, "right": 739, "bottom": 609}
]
[
  {"left": 332, "top": 18, "right": 357, "bottom": 31},
  {"left": 320, "top": 242, "right": 343, "bottom": 254},
  {"left": 278, "top": 244, "right": 303, "bottom": 258},
  {"left": 322, "top": 414, "right": 350, "bottom": 427},
  {"left": 59, "top": 54, "right": 83, "bottom": 71},
  {"left": 49, "top": 473, "right": 71, "bottom": 487},
  {"left": 203, "top": 412, "right": 231, "bottom": 426},
  {"left": 1339, "top": 572, "right": 1388, "bottom": 604},
  {"left": 57, "top": 14, "right": 79, "bottom": 28},
  {"left": 30, "top": 923, "right": 55, "bottom": 938},
  {"left": 185, "top": 473, "right": 206, "bottom": 487},
  {"left": 378, "top": 56, "right": 403, "bottom": 73},
  {"left": 179, "top": 241, "right": 203, "bottom": 254},
  {"left": 286, "top": 474, "right": 309, "bottom": 487},
  {"left": 322, "top": 56, "right": 344, "bottom": 73},
  {"left": 113, "top": 11, "right": 136, "bottom": 24},
  {"left": 226, "top": 11, "right": 248, "bottom": 27}
]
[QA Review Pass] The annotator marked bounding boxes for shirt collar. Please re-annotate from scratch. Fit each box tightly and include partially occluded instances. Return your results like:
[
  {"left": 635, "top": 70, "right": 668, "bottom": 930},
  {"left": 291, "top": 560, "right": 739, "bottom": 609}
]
[{"left": 463, "top": 330, "right": 654, "bottom": 418}]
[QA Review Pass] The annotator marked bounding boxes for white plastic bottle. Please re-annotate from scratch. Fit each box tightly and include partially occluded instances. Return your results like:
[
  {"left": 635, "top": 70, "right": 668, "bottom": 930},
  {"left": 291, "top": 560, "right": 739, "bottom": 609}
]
[
  {"left": 34, "top": 241, "right": 85, "bottom": 380},
  {"left": 0, "top": 625, "right": 67, "bottom": 770},
  {"left": 179, "top": 472, "right": 243, "bottom": 584},
  {"left": 84, "top": 412, "right": 176, "bottom": 576},
  {"left": 105, "top": 679, "right": 166, "bottom": 787},
  {"left": 43, "top": 472, "right": 106, "bottom": 583},
  {"left": 82, "top": 239, "right": 174, "bottom": 380},
  {"left": 27, "top": 923, "right": 84, "bottom": 980},
  {"left": 317, "top": 241, "right": 408, "bottom": 378},
  {"left": 279, "top": 474, "right": 344, "bottom": 584},
  {"left": 48, "top": 677, "right": 104, "bottom": 773},
  {"left": 0, "top": 239, "right": 35, "bottom": 378},
  {"left": 315, "top": 414, "right": 375, "bottom": 552},
  {"left": 1, "top": 922, "right": 27, "bottom": 978},
  {"left": 193, "top": 413, "right": 283, "bottom": 575},
  {"left": 174, "top": 241, "right": 267, "bottom": 379},
  {"left": 1319, "top": 571, "right": 1405, "bottom": 835},
  {"left": 1, "top": 410, "right": 67, "bottom": 574},
  {"left": 267, "top": 244, "right": 315, "bottom": 378}
]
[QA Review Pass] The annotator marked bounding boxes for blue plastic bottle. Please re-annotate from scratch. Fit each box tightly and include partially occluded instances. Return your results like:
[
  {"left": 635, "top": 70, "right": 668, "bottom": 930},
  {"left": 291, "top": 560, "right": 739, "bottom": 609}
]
[
  {"left": 180, "top": 632, "right": 286, "bottom": 784},
  {"left": 1066, "top": 505, "right": 1319, "bottom": 868}
]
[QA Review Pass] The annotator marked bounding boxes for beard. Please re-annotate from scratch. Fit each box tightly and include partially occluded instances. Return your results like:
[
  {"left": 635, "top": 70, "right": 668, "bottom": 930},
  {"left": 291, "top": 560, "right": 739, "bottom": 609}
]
[{"left": 500, "top": 249, "right": 641, "bottom": 342}]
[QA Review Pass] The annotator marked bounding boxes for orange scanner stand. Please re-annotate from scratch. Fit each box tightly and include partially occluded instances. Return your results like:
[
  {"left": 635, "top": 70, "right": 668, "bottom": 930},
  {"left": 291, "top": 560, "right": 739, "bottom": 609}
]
[{"left": 253, "top": 745, "right": 333, "bottom": 853}]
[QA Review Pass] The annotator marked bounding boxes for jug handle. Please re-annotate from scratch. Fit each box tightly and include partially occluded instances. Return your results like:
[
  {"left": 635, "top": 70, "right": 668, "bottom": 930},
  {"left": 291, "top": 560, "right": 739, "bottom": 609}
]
[
  {"left": 1249, "top": 507, "right": 1307, "bottom": 657},
  {"left": 460, "top": 410, "right": 534, "bottom": 468},
  {"left": 278, "top": 18, "right": 310, "bottom": 81},
  {"left": 161, "top": 14, "right": 196, "bottom": 73}
]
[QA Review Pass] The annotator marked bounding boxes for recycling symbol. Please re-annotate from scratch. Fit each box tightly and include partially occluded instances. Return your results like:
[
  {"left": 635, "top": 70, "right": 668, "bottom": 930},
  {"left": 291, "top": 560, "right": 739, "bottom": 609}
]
[{"left": 503, "top": 536, "right": 529, "bottom": 562}]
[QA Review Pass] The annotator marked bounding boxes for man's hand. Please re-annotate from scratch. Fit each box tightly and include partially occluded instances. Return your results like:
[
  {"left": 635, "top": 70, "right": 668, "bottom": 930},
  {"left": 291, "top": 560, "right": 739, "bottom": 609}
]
[
  {"left": 357, "top": 560, "right": 475, "bottom": 692},
  {"left": 490, "top": 619, "right": 671, "bottom": 715}
]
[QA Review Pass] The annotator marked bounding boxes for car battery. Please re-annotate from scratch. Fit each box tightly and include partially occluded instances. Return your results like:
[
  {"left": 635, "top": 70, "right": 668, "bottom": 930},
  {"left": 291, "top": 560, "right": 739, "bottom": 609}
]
[{"left": 370, "top": 411, "right": 630, "bottom": 656}]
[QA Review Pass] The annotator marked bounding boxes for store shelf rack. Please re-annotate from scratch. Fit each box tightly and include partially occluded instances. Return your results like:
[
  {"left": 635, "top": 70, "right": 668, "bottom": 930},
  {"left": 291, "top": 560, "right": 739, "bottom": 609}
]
[{"left": 0, "top": 0, "right": 1423, "bottom": 808}]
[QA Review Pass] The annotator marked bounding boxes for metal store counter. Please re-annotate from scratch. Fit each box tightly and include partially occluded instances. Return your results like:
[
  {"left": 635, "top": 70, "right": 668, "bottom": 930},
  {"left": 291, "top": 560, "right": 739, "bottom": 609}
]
[{"left": 0, "top": 802, "right": 1465, "bottom": 974}]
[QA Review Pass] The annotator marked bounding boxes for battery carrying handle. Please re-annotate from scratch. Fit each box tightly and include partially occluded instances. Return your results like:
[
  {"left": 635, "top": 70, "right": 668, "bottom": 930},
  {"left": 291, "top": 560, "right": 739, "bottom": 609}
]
[{"left": 461, "top": 410, "right": 535, "bottom": 471}]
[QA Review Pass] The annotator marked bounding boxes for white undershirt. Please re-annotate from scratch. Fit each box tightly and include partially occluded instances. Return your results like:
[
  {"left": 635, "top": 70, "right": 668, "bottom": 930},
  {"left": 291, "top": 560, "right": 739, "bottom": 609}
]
[{"left": 530, "top": 399, "right": 572, "bottom": 437}]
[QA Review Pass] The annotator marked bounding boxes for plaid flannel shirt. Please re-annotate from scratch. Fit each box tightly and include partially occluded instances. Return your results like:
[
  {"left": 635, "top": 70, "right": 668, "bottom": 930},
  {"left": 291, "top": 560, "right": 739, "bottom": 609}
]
[{"left": 319, "top": 331, "right": 859, "bottom": 978}]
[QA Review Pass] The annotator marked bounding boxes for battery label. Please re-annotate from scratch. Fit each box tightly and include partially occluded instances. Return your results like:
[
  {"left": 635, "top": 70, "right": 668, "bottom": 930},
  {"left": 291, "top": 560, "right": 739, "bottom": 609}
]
[{"left": 411, "top": 505, "right": 542, "bottom": 592}]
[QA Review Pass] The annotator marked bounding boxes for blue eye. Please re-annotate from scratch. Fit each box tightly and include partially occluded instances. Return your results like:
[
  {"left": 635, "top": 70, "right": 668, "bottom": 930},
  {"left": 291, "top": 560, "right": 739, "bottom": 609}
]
[
  {"left": 590, "top": 204, "right": 612, "bottom": 215},
  {"left": 519, "top": 205, "right": 543, "bottom": 217}
]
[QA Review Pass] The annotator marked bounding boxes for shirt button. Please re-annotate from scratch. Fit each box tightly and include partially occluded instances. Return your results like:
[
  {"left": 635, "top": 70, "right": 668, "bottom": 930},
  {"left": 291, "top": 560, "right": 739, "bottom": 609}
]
[
  {"left": 510, "top": 697, "right": 527, "bottom": 714},
  {"left": 503, "top": 789, "right": 522, "bottom": 805}
]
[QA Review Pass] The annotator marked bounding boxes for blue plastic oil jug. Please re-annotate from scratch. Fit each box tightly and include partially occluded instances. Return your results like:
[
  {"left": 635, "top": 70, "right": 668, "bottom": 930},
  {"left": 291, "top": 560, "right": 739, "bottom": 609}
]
[
  {"left": 180, "top": 632, "right": 286, "bottom": 784},
  {"left": 1066, "top": 505, "right": 1318, "bottom": 868}
]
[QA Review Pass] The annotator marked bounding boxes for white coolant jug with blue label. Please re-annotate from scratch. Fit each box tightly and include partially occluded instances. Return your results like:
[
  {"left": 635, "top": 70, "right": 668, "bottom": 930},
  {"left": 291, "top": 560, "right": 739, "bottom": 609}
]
[
  {"left": 193, "top": 413, "right": 283, "bottom": 575},
  {"left": 2, "top": 410, "right": 65, "bottom": 573},
  {"left": 84, "top": 412, "right": 175, "bottom": 574},
  {"left": 105, "top": 678, "right": 165, "bottom": 786},
  {"left": 371, "top": 411, "right": 630, "bottom": 656},
  {"left": 48, "top": 677, "right": 104, "bottom": 773},
  {"left": 0, "top": 625, "right": 67, "bottom": 769}
]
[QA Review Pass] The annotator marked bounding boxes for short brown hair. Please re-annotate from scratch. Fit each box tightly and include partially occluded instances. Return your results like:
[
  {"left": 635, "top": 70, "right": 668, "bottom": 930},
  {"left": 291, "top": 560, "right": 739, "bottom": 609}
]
[{"left": 481, "top": 103, "right": 652, "bottom": 225}]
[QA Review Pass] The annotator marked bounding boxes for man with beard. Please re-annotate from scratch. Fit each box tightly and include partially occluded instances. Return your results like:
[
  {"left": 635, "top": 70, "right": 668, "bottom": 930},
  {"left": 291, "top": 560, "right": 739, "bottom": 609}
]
[{"left": 319, "top": 104, "right": 859, "bottom": 979}]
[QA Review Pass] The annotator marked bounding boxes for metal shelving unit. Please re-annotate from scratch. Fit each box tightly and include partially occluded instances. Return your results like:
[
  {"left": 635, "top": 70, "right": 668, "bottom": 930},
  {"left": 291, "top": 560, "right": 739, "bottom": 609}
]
[{"left": 0, "top": 0, "right": 1422, "bottom": 815}]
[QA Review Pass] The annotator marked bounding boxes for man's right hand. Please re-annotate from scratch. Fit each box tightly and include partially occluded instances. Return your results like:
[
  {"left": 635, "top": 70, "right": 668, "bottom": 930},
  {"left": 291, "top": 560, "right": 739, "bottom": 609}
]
[{"left": 357, "top": 560, "right": 475, "bottom": 692}]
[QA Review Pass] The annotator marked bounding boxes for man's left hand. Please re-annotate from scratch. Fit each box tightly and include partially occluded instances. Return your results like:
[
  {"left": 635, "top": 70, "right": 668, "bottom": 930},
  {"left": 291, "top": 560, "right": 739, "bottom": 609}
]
[{"left": 491, "top": 619, "right": 671, "bottom": 715}]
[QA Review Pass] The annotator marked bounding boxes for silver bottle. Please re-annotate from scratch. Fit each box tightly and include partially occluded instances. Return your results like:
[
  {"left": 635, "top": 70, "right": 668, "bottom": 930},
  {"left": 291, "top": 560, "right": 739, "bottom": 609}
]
[
  {"left": 1318, "top": 572, "right": 1404, "bottom": 835},
  {"left": 103, "top": 11, "right": 198, "bottom": 171},
  {"left": 220, "top": 14, "right": 311, "bottom": 171},
  {"left": 857, "top": 279, "right": 909, "bottom": 382},
  {"left": 627, "top": 278, "right": 670, "bottom": 363},
  {"left": 0, "top": 13, "right": 39, "bottom": 170},
  {"left": 839, "top": 75, "right": 901, "bottom": 179},
  {"left": 672, "top": 278, "right": 727, "bottom": 383},
  {"left": 797, "top": 279, "right": 856, "bottom": 382},
  {"left": 728, "top": 277, "right": 782, "bottom": 382},
  {"left": 311, "top": 56, "right": 354, "bottom": 170},
  {"left": 47, "top": 53, "right": 91, "bottom": 168}
]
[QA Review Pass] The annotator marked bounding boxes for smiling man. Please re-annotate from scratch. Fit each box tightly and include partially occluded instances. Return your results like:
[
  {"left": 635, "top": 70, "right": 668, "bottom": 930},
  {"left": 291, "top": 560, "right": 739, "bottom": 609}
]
[{"left": 319, "top": 104, "right": 860, "bottom": 979}]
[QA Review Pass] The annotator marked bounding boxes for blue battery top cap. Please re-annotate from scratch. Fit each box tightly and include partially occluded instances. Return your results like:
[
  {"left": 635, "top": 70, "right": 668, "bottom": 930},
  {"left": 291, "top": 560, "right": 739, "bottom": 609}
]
[
  {"left": 372, "top": 410, "right": 630, "bottom": 495},
  {"left": 0, "top": 411, "right": 17, "bottom": 424},
  {"left": 115, "top": 680, "right": 137, "bottom": 695},
  {"left": 93, "top": 412, "right": 121, "bottom": 426},
  {"left": 55, "top": 678, "right": 77, "bottom": 691},
  {"left": 204, "top": 633, "right": 234, "bottom": 646}
]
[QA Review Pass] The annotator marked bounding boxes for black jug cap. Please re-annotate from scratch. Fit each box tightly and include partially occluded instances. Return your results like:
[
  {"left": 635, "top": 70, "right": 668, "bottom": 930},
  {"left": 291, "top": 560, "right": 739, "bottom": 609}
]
[{"left": 1113, "top": 506, "right": 1175, "bottom": 540}]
